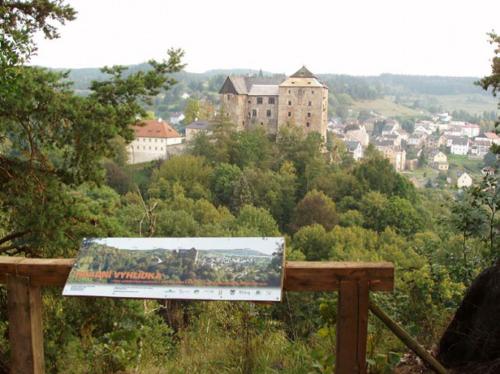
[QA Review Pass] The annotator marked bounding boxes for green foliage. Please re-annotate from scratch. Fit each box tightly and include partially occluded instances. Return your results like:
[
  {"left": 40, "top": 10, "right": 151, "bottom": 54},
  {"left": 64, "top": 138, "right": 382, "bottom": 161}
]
[
  {"left": 477, "top": 32, "right": 500, "bottom": 155},
  {"left": 354, "top": 152, "right": 417, "bottom": 201},
  {"left": 156, "top": 155, "right": 212, "bottom": 200},
  {"left": 291, "top": 190, "right": 338, "bottom": 233}
]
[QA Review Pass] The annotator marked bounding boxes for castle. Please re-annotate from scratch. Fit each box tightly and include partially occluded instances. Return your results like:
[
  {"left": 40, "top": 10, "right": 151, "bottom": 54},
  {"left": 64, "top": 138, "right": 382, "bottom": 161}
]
[{"left": 219, "top": 66, "right": 328, "bottom": 138}]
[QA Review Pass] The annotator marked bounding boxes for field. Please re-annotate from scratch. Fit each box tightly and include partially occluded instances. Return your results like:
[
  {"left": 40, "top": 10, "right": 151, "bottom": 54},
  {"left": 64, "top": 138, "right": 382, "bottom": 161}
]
[
  {"left": 351, "top": 97, "right": 423, "bottom": 117},
  {"left": 425, "top": 94, "right": 497, "bottom": 115}
]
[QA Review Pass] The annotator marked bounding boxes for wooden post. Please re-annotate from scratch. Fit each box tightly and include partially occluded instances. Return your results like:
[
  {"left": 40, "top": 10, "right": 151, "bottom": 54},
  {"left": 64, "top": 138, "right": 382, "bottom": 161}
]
[
  {"left": 336, "top": 280, "right": 369, "bottom": 374},
  {"left": 7, "top": 275, "right": 45, "bottom": 374}
]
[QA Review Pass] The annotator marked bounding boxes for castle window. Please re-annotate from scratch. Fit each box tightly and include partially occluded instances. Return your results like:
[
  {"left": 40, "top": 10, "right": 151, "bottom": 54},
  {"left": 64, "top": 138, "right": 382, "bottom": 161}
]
[
  {"left": 248, "top": 100, "right": 251, "bottom": 103},
  {"left": 307, "top": 112, "right": 311, "bottom": 118},
  {"left": 288, "top": 100, "right": 292, "bottom": 106},
  {"left": 155, "top": 147, "right": 157, "bottom": 151},
  {"left": 268, "top": 97, "right": 275, "bottom": 104},
  {"left": 288, "top": 90, "right": 291, "bottom": 94},
  {"left": 257, "top": 97, "right": 263, "bottom": 104},
  {"left": 306, "top": 122, "right": 310, "bottom": 128},
  {"left": 227, "top": 94, "right": 231, "bottom": 100},
  {"left": 312, "top": 90, "right": 315, "bottom": 94},
  {"left": 288, "top": 112, "right": 291, "bottom": 117},
  {"left": 248, "top": 112, "right": 251, "bottom": 118},
  {"left": 260, "top": 122, "right": 264, "bottom": 125},
  {"left": 308, "top": 101, "right": 312, "bottom": 106},
  {"left": 267, "top": 110, "right": 271, "bottom": 117},
  {"left": 252, "top": 109, "right": 257, "bottom": 117}
]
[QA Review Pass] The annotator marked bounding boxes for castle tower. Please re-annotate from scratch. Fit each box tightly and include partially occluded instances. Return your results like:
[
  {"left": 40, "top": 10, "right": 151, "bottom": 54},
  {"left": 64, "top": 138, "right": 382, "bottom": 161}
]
[{"left": 277, "top": 66, "right": 328, "bottom": 139}]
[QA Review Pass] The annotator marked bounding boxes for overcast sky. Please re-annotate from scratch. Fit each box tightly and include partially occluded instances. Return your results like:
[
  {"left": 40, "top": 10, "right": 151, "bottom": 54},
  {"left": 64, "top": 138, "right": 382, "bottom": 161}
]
[{"left": 31, "top": 0, "right": 499, "bottom": 77}]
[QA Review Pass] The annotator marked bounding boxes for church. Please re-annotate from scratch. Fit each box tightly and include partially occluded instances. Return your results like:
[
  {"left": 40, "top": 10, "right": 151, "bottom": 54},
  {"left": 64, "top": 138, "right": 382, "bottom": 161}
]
[{"left": 219, "top": 66, "right": 328, "bottom": 139}]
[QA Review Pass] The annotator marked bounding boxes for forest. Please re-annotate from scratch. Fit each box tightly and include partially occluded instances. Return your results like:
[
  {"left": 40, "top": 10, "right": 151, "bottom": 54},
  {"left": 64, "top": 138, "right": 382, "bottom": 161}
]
[{"left": 1, "top": 1, "right": 499, "bottom": 373}]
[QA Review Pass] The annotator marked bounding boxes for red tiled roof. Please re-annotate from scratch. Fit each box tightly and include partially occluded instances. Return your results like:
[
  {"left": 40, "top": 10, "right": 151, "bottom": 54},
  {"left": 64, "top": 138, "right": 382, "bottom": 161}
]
[
  {"left": 132, "top": 119, "right": 181, "bottom": 139},
  {"left": 484, "top": 132, "right": 499, "bottom": 139}
]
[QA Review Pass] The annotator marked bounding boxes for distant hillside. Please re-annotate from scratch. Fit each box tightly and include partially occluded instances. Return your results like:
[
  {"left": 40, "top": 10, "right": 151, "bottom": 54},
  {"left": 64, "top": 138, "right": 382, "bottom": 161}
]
[
  {"left": 44, "top": 64, "right": 497, "bottom": 120},
  {"left": 49, "top": 64, "right": 488, "bottom": 96}
]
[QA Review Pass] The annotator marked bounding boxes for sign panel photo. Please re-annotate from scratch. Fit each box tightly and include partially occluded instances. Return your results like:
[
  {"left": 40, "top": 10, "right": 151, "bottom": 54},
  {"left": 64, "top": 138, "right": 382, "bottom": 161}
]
[{"left": 63, "top": 237, "right": 285, "bottom": 301}]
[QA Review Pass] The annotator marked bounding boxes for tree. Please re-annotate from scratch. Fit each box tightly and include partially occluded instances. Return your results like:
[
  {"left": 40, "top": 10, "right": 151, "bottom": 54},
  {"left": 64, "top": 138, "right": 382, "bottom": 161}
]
[
  {"left": 0, "top": 0, "right": 75, "bottom": 67},
  {"left": 450, "top": 192, "right": 488, "bottom": 282},
  {"left": 157, "top": 155, "right": 212, "bottom": 199},
  {"left": 483, "top": 151, "right": 498, "bottom": 168},
  {"left": 354, "top": 152, "right": 417, "bottom": 201},
  {"left": 359, "top": 191, "right": 389, "bottom": 233},
  {"left": 211, "top": 163, "right": 242, "bottom": 209},
  {"left": 477, "top": 32, "right": 500, "bottom": 155},
  {"left": 469, "top": 174, "right": 500, "bottom": 262},
  {"left": 290, "top": 190, "right": 338, "bottom": 232},
  {"left": 182, "top": 98, "right": 200, "bottom": 125},
  {"left": 0, "top": 1, "right": 185, "bottom": 255}
]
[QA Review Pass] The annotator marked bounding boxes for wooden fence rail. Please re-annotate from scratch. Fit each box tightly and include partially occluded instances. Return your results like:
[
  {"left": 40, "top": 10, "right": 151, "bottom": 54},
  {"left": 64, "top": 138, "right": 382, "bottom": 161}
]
[{"left": 0, "top": 257, "right": 394, "bottom": 374}]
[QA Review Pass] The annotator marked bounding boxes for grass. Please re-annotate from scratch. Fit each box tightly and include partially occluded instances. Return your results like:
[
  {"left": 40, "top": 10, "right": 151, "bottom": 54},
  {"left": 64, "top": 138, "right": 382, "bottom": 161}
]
[
  {"left": 351, "top": 97, "right": 422, "bottom": 118},
  {"left": 426, "top": 94, "right": 497, "bottom": 115},
  {"left": 447, "top": 154, "right": 483, "bottom": 174}
]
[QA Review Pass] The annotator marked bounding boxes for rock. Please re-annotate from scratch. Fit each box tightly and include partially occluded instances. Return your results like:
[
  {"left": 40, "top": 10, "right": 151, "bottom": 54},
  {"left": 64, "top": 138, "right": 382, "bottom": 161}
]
[{"left": 437, "top": 262, "right": 500, "bottom": 372}]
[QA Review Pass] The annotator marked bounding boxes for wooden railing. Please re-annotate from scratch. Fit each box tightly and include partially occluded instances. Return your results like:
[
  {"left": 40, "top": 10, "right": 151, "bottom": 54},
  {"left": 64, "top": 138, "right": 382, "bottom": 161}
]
[{"left": 0, "top": 257, "right": 394, "bottom": 374}]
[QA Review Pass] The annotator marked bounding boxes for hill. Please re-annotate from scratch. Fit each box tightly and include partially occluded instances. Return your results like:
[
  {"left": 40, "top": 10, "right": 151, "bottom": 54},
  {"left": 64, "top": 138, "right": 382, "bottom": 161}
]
[{"left": 45, "top": 64, "right": 497, "bottom": 119}]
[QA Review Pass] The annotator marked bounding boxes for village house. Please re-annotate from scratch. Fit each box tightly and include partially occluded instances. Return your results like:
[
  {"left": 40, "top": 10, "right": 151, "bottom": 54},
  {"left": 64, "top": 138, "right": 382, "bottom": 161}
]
[
  {"left": 414, "top": 125, "right": 433, "bottom": 136},
  {"left": 381, "top": 120, "right": 400, "bottom": 136},
  {"left": 127, "top": 119, "right": 183, "bottom": 164},
  {"left": 449, "top": 137, "right": 469, "bottom": 155},
  {"left": 407, "top": 133, "right": 427, "bottom": 148},
  {"left": 461, "top": 123, "right": 481, "bottom": 138},
  {"left": 484, "top": 132, "right": 500, "bottom": 146},
  {"left": 345, "top": 140, "right": 363, "bottom": 160},
  {"left": 169, "top": 112, "right": 185, "bottom": 126},
  {"left": 457, "top": 172, "right": 473, "bottom": 189},
  {"left": 219, "top": 66, "right": 328, "bottom": 138},
  {"left": 470, "top": 138, "right": 492, "bottom": 158},
  {"left": 436, "top": 112, "right": 452, "bottom": 123},
  {"left": 185, "top": 120, "right": 213, "bottom": 142},
  {"left": 430, "top": 151, "right": 449, "bottom": 171},
  {"left": 373, "top": 139, "right": 406, "bottom": 172},
  {"left": 345, "top": 124, "right": 370, "bottom": 147},
  {"left": 377, "top": 133, "right": 401, "bottom": 147}
]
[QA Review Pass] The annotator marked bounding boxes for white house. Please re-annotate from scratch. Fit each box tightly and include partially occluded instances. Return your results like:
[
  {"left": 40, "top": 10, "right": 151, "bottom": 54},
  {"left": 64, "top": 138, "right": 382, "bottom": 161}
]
[
  {"left": 461, "top": 123, "right": 480, "bottom": 138},
  {"left": 345, "top": 140, "right": 363, "bottom": 160},
  {"left": 127, "top": 119, "right": 183, "bottom": 164},
  {"left": 457, "top": 172, "right": 473, "bottom": 188},
  {"left": 450, "top": 137, "right": 469, "bottom": 155}
]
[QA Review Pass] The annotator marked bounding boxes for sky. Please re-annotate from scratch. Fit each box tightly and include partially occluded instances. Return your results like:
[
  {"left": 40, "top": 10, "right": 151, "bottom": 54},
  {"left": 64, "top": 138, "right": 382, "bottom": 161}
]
[
  {"left": 92, "top": 237, "right": 283, "bottom": 255},
  {"left": 31, "top": 0, "right": 500, "bottom": 77}
]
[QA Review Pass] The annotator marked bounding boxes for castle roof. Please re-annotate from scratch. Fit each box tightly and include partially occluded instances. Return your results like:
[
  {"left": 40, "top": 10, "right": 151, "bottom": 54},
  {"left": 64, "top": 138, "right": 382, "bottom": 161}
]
[
  {"left": 290, "top": 66, "right": 317, "bottom": 79},
  {"left": 132, "top": 119, "right": 181, "bottom": 139},
  {"left": 219, "top": 76, "right": 282, "bottom": 95},
  {"left": 248, "top": 84, "right": 279, "bottom": 96}
]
